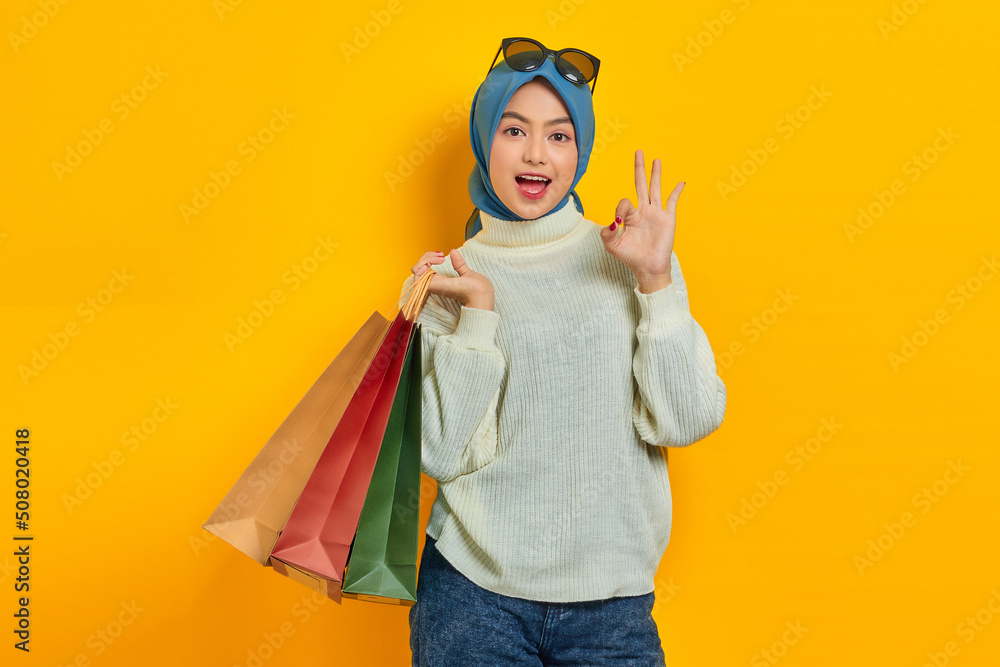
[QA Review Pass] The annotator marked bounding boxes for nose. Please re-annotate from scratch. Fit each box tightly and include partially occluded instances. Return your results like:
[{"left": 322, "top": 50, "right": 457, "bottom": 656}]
[{"left": 524, "top": 131, "right": 546, "bottom": 165}]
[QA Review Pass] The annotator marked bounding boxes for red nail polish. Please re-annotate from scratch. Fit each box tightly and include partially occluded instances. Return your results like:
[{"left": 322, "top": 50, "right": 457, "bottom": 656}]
[
  {"left": 615, "top": 216, "right": 622, "bottom": 224},
  {"left": 610, "top": 222, "right": 617, "bottom": 231}
]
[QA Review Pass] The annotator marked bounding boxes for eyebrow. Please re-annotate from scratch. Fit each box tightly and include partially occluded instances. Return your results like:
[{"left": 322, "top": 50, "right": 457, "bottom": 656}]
[{"left": 500, "top": 111, "right": 574, "bottom": 127}]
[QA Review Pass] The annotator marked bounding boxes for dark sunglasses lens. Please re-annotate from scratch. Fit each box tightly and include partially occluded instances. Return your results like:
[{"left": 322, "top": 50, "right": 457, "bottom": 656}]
[
  {"left": 559, "top": 52, "right": 595, "bottom": 83},
  {"left": 505, "top": 41, "right": 545, "bottom": 71}
]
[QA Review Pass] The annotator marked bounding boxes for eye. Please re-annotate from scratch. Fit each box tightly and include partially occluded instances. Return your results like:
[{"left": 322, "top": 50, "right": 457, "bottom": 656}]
[
  {"left": 552, "top": 132, "right": 571, "bottom": 142},
  {"left": 503, "top": 127, "right": 524, "bottom": 137}
]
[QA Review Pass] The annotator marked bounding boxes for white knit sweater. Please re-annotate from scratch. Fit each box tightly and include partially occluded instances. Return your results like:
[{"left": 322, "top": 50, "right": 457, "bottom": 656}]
[{"left": 396, "top": 194, "right": 727, "bottom": 603}]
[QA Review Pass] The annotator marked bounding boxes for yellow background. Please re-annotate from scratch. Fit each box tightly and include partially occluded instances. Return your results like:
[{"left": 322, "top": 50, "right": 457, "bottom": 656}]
[{"left": 3, "top": 0, "right": 998, "bottom": 664}]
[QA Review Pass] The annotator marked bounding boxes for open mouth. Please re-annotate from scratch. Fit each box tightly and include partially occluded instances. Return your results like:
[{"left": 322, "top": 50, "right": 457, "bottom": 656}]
[{"left": 515, "top": 174, "right": 551, "bottom": 199}]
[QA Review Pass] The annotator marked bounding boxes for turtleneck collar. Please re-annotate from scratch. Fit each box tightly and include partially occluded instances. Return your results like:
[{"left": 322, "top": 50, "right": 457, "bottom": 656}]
[{"left": 472, "top": 194, "right": 587, "bottom": 250}]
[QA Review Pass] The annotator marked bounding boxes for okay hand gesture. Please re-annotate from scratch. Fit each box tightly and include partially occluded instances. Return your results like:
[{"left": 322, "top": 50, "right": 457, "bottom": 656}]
[{"left": 600, "top": 149, "right": 683, "bottom": 294}]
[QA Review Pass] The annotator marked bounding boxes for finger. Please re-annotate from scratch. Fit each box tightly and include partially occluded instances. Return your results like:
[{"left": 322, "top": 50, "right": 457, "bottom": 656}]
[
  {"left": 423, "top": 269, "right": 451, "bottom": 296},
  {"left": 614, "top": 198, "right": 636, "bottom": 225},
  {"left": 421, "top": 250, "right": 446, "bottom": 263},
  {"left": 450, "top": 248, "right": 469, "bottom": 275},
  {"left": 410, "top": 257, "right": 445, "bottom": 277},
  {"left": 664, "top": 181, "right": 685, "bottom": 219},
  {"left": 634, "top": 149, "right": 649, "bottom": 204},
  {"left": 599, "top": 221, "right": 618, "bottom": 246},
  {"left": 412, "top": 253, "right": 446, "bottom": 276},
  {"left": 649, "top": 158, "right": 662, "bottom": 208}
]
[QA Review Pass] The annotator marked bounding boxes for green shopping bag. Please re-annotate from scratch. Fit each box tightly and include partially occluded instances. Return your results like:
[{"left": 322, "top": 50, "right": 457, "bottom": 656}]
[{"left": 341, "top": 322, "right": 422, "bottom": 606}]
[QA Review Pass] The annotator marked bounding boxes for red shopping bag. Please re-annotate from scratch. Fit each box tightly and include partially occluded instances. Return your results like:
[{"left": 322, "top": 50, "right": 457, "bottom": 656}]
[{"left": 268, "top": 269, "right": 433, "bottom": 602}]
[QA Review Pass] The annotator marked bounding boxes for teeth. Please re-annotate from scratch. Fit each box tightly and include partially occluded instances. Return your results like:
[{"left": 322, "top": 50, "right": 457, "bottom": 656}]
[{"left": 518, "top": 175, "right": 549, "bottom": 181}]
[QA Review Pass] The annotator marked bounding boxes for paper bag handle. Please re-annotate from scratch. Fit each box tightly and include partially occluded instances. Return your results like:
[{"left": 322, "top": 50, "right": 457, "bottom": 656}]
[{"left": 397, "top": 268, "right": 434, "bottom": 322}]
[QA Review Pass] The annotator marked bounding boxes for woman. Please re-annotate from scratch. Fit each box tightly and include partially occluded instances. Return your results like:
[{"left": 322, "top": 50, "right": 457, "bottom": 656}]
[{"left": 398, "top": 37, "right": 727, "bottom": 666}]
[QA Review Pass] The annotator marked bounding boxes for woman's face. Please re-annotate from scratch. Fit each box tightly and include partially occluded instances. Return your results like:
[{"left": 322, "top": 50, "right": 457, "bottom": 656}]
[{"left": 488, "top": 78, "right": 578, "bottom": 220}]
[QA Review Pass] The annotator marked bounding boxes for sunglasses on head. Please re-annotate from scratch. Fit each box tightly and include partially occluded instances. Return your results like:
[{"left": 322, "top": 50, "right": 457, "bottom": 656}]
[{"left": 487, "top": 37, "right": 601, "bottom": 95}]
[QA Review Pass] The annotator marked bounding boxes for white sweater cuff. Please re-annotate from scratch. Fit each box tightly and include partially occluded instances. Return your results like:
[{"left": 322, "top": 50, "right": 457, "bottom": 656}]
[
  {"left": 633, "top": 282, "right": 687, "bottom": 334},
  {"left": 451, "top": 306, "right": 501, "bottom": 350}
]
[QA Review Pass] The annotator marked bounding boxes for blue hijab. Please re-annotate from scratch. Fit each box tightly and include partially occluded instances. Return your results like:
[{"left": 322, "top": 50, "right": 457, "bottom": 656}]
[{"left": 465, "top": 57, "right": 595, "bottom": 239}]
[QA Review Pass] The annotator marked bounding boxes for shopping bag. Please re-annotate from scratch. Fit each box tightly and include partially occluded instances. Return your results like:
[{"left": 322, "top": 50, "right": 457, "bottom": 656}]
[
  {"left": 341, "top": 322, "right": 421, "bottom": 606},
  {"left": 269, "top": 269, "right": 433, "bottom": 602},
  {"left": 202, "top": 312, "right": 391, "bottom": 564}
]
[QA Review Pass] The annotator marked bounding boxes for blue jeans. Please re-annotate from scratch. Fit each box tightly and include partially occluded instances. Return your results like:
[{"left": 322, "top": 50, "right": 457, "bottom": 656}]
[{"left": 409, "top": 536, "right": 667, "bottom": 666}]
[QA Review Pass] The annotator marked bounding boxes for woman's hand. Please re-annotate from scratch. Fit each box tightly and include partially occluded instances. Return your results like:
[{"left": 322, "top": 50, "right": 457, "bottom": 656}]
[
  {"left": 600, "top": 149, "right": 684, "bottom": 294},
  {"left": 412, "top": 249, "right": 495, "bottom": 311}
]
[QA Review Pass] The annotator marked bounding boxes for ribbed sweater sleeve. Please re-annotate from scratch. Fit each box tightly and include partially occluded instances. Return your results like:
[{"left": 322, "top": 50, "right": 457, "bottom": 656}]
[
  {"left": 631, "top": 251, "right": 728, "bottom": 447},
  {"left": 397, "top": 274, "right": 506, "bottom": 482}
]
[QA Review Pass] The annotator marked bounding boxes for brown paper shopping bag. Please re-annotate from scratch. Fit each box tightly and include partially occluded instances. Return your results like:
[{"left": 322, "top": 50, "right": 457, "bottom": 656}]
[{"left": 202, "top": 312, "right": 391, "bottom": 564}]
